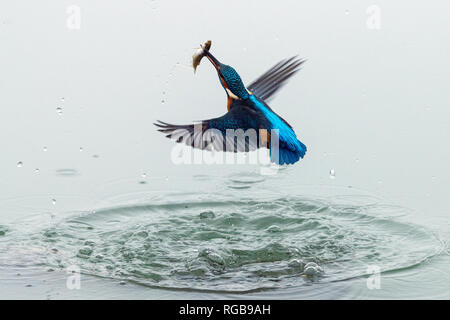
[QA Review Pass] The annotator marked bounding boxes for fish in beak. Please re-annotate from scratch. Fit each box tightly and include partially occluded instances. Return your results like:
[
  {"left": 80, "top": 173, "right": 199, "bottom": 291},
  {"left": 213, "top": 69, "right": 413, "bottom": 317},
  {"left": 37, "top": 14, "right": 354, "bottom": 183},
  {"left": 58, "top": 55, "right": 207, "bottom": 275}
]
[
  {"left": 192, "top": 40, "right": 221, "bottom": 73},
  {"left": 191, "top": 40, "right": 237, "bottom": 108}
]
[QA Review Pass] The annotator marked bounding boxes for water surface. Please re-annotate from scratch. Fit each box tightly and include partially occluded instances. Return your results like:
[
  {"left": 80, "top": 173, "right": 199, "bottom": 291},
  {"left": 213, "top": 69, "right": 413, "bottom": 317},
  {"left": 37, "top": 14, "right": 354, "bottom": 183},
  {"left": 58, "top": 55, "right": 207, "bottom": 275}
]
[{"left": 0, "top": 173, "right": 446, "bottom": 299}]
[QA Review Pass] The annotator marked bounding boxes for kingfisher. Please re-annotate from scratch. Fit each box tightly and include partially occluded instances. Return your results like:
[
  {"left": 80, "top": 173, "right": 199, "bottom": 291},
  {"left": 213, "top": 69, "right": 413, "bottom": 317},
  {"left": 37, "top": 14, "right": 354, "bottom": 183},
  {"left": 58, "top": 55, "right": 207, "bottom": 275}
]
[{"left": 155, "top": 42, "right": 307, "bottom": 165}]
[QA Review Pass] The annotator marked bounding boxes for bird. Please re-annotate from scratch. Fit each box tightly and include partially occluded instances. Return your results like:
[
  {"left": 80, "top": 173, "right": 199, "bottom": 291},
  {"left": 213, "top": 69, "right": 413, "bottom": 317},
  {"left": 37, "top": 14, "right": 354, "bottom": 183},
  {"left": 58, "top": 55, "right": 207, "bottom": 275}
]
[{"left": 154, "top": 46, "right": 307, "bottom": 165}]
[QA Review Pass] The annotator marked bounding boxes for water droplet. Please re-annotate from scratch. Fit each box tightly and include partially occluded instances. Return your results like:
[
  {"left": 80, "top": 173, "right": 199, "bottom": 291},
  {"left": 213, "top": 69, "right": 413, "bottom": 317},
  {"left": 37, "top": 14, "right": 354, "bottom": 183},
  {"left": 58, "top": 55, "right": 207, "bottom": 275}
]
[
  {"left": 345, "top": 10, "right": 350, "bottom": 15},
  {"left": 165, "top": 176, "right": 169, "bottom": 181},
  {"left": 17, "top": 161, "right": 23, "bottom": 168},
  {"left": 267, "top": 225, "right": 281, "bottom": 233},
  {"left": 92, "top": 154, "right": 99, "bottom": 158},
  {"left": 56, "top": 107, "right": 63, "bottom": 115},
  {"left": 43, "top": 146, "right": 48, "bottom": 152},
  {"left": 35, "top": 168, "right": 40, "bottom": 173},
  {"left": 141, "top": 173, "right": 147, "bottom": 179},
  {"left": 61, "top": 97, "right": 65, "bottom": 102},
  {"left": 329, "top": 169, "right": 336, "bottom": 179},
  {"left": 199, "top": 211, "right": 215, "bottom": 219},
  {"left": 52, "top": 199, "right": 56, "bottom": 205},
  {"left": 304, "top": 262, "right": 323, "bottom": 276},
  {"left": 355, "top": 158, "right": 360, "bottom": 163},
  {"left": 161, "top": 99, "right": 165, "bottom": 104},
  {"left": 79, "top": 147, "right": 83, "bottom": 152}
]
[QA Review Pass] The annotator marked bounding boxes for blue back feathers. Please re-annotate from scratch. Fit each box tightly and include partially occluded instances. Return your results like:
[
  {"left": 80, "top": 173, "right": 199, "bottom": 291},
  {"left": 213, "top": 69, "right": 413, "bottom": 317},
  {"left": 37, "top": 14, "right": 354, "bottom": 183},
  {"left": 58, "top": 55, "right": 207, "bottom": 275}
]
[
  {"left": 220, "top": 64, "right": 249, "bottom": 99},
  {"left": 219, "top": 64, "right": 307, "bottom": 165},
  {"left": 248, "top": 95, "right": 307, "bottom": 165}
]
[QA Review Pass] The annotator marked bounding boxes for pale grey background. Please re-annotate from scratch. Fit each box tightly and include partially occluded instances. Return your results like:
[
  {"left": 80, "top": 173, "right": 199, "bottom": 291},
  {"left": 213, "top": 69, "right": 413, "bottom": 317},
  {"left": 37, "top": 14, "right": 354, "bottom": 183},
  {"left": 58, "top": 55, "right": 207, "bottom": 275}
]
[{"left": 0, "top": 1, "right": 449, "bottom": 299}]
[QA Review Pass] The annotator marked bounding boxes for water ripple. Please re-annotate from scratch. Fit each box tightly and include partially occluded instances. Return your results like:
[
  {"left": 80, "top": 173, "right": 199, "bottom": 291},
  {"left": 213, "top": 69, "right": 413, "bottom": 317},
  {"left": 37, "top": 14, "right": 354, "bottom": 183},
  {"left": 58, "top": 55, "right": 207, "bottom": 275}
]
[{"left": 32, "top": 191, "right": 440, "bottom": 293}]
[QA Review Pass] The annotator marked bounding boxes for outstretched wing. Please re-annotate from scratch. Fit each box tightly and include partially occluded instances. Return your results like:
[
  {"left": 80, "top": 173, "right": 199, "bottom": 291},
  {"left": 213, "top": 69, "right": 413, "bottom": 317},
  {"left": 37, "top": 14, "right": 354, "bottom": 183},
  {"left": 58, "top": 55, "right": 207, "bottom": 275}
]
[
  {"left": 247, "top": 56, "right": 305, "bottom": 102},
  {"left": 154, "top": 101, "right": 271, "bottom": 153}
]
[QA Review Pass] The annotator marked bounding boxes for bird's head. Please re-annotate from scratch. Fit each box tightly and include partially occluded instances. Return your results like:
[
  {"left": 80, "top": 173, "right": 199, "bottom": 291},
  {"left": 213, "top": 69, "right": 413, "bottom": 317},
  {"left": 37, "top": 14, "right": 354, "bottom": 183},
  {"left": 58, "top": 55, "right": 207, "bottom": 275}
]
[{"left": 205, "top": 51, "right": 250, "bottom": 101}]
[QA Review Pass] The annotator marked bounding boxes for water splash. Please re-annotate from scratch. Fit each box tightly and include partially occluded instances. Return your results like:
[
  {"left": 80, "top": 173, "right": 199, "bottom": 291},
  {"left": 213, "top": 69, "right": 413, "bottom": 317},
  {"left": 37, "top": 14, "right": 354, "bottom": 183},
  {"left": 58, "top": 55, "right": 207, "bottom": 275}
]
[{"left": 34, "top": 191, "right": 438, "bottom": 292}]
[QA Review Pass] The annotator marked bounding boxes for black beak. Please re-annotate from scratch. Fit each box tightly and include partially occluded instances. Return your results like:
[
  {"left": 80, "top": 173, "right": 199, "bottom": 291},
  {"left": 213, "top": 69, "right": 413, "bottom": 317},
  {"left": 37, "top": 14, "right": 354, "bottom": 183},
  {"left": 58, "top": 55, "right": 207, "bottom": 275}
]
[{"left": 205, "top": 51, "right": 221, "bottom": 72}]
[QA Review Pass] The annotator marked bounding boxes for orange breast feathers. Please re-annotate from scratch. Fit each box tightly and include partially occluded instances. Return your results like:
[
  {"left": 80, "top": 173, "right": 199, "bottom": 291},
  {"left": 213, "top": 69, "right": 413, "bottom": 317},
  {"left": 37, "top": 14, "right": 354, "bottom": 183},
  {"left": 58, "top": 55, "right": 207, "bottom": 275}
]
[
  {"left": 259, "top": 128, "right": 271, "bottom": 148},
  {"left": 227, "top": 96, "right": 233, "bottom": 111}
]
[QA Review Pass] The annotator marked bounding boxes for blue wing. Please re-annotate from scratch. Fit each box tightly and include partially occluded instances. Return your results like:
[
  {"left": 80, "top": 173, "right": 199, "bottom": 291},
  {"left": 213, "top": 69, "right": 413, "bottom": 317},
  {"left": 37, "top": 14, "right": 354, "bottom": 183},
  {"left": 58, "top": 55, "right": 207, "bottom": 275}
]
[
  {"left": 155, "top": 101, "right": 271, "bottom": 153},
  {"left": 155, "top": 100, "right": 305, "bottom": 165}
]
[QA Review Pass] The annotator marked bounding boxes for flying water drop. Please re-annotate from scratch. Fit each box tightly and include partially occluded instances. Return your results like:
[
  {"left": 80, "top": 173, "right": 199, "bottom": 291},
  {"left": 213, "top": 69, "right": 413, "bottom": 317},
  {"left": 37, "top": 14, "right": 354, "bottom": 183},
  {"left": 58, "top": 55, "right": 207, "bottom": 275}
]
[
  {"left": 56, "top": 107, "right": 63, "bottom": 115},
  {"left": 139, "top": 172, "right": 148, "bottom": 184},
  {"left": 17, "top": 161, "right": 23, "bottom": 168},
  {"left": 329, "top": 169, "right": 336, "bottom": 179}
]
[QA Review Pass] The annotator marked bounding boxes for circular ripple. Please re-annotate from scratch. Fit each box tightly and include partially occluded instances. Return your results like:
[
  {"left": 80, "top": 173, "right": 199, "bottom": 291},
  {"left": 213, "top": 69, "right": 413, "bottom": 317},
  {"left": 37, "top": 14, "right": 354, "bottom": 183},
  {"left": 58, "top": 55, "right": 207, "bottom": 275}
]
[{"left": 38, "top": 192, "right": 439, "bottom": 293}]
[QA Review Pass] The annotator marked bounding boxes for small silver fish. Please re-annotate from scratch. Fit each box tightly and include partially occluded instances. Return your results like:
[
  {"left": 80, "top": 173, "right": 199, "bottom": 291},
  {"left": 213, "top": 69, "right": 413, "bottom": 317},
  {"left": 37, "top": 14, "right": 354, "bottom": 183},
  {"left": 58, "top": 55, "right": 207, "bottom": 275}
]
[{"left": 192, "top": 40, "right": 212, "bottom": 73}]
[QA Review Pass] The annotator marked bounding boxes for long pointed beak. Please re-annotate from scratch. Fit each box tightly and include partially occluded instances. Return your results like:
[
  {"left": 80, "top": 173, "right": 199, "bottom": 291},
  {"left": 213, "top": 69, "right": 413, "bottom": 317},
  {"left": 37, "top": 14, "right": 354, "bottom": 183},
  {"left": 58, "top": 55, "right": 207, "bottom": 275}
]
[{"left": 205, "top": 51, "right": 221, "bottom": 72}]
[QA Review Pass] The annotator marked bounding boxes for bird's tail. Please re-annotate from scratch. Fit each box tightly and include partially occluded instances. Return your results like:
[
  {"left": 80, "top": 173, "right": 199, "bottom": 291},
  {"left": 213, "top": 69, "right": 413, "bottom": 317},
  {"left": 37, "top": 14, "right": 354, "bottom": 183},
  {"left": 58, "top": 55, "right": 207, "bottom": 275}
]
[{"left": 271, "top": 140, "right": 307, "bottom": 165}]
